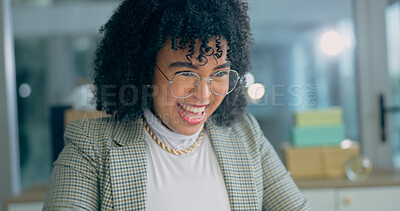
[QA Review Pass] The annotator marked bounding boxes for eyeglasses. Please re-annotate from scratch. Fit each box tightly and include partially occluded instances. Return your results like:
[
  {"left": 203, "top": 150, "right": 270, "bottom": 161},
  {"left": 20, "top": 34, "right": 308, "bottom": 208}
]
[{"left": 155, "top": 64, "right": 240, "bottom": 99}]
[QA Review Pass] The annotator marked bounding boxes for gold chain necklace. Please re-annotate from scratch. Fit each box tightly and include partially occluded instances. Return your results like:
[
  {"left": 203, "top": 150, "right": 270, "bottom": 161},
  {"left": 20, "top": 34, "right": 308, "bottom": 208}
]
[{"left": 143, "top": 121, "right": 205, "bottom": 155}]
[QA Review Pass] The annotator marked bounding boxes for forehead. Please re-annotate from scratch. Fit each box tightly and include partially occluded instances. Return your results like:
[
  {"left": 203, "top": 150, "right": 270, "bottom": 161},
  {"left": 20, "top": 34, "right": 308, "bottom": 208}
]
[{"left": 156, "top": 37, "right": 229, "bottom": 66}]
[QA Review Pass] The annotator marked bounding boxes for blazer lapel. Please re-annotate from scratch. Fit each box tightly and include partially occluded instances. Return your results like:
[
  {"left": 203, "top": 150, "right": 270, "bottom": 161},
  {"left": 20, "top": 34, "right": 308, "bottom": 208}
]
[
  {"left": 206, "top": 120, "right": 260, "bottom": 210},
  {"left": 109, "top": 118, "right": 148, "bottom": 211}
]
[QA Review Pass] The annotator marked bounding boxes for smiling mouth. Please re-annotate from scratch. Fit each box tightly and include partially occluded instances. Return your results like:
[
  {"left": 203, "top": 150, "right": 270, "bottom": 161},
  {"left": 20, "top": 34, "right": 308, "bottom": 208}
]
[{"left": 177, "top": 102, "right": 207, "bottom": 124}]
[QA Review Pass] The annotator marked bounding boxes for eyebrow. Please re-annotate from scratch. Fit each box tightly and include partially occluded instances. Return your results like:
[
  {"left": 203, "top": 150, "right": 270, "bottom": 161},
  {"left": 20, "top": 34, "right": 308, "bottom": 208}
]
[{"left": 169, "top": 61, "right": 231, "bottom": 70}]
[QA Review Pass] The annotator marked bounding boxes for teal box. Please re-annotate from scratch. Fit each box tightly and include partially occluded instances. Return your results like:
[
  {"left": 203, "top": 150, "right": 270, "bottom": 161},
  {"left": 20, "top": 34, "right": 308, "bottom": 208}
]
[{"left": 292, "top": 125, "right": 345, "bottom": 147}]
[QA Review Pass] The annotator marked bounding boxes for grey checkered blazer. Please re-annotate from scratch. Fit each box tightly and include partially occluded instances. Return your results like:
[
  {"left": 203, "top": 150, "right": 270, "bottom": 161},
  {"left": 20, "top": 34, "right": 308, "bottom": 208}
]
[{"left": 43, "top": 113, "right": 311, "bottom": 210}]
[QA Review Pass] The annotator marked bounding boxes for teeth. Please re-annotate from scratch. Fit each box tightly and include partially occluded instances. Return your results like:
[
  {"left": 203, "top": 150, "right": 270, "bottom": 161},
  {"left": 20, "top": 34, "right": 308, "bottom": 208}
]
[
  {"left": 178, "top": 106, "right": 202, "bottom": 119},
  {"left": 178, "top": 103, "right": 206, "bottom": 114}
]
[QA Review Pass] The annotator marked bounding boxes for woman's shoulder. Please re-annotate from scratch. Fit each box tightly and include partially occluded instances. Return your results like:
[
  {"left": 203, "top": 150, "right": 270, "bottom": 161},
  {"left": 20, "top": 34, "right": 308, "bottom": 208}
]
[
  {"left": 62, "top": 118, "right": 113, "bottom": 151},
  {"left": 64, "top": 116, "right": 145, "bottom": 147},
  {"left": 229, "top": 112, "right": 263, "bottom": 137},
  {"left": 64, "top": 117, "right": 115, "bottom": 139}
]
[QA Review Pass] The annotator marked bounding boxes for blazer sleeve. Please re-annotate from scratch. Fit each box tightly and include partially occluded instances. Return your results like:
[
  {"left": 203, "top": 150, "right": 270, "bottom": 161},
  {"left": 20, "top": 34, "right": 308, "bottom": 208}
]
[
  {"left": 43, "top": 120, "right": 100, "bottom": 211},
  {"left": 246, "top": 113, "right": 312, "bottom": 211}
]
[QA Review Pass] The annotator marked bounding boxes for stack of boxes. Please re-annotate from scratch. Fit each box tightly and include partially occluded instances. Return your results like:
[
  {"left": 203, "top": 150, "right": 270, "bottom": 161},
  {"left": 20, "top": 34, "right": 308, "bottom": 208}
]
[
  {"left": 284, "top": 107, "right": 359, "bottom": 179},
  {"left": 292, "top": 108, "right": 345, "bottom": 147}
]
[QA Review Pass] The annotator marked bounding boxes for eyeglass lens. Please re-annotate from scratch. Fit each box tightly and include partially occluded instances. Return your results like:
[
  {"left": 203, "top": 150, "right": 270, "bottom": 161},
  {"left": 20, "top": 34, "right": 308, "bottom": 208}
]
[{"left": 170, "top": 70, "right": 239, "bottom": 98}]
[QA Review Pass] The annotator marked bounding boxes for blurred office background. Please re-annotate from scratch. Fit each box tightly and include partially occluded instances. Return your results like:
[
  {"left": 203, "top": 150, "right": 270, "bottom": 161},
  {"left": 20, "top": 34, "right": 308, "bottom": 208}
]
[{"left": 1, "top": 0, "right": 400, "bottom": 210}]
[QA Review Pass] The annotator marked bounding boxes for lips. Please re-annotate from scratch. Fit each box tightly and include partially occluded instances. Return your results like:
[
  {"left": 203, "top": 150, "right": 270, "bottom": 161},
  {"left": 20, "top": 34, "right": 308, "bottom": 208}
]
[{"left": 177, "top": 102, "right": 207, "bottom": 125}]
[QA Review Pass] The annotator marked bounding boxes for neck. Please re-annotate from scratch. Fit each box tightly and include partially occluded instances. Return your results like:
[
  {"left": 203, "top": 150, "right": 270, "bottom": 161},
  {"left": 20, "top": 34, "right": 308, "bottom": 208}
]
[{"left": 149, "top": 107, "right": 174, "bottom": 132}]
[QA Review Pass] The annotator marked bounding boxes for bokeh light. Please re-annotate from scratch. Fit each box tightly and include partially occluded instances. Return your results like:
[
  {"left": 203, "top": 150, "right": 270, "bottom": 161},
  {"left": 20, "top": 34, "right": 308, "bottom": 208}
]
[
  {"left": 18, "top": 83, "right": 32, "bottom": 98},
  {"left": 243, "top": 73, "right": 255, "bottom": 88},
  {"left": 320, "top": 30, "right": 346, "bottom": 56},
  {"left": 247, "top": 83, "right": 265, "bottom": 100}
]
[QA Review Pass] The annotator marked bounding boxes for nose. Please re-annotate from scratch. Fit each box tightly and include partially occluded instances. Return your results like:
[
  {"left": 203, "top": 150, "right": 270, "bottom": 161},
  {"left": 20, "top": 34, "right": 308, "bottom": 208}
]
[{"left": 193, "top": 79, "right": 212, "bottom": 101}]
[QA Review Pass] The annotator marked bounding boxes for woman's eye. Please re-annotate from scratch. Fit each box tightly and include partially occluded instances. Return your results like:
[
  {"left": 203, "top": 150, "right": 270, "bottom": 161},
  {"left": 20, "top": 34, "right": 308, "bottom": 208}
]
[
  {"left": 174, "top": 71, "right": 192, "bottom": 76},
  {"left": 178, "top": 71, "right": 194, "bottom": 77},
  {"left": 215, "top": 71, "right": 228, "bottom": 77},
  {"left": 181, "top": 72, "right": 192, "bottom": 77}
]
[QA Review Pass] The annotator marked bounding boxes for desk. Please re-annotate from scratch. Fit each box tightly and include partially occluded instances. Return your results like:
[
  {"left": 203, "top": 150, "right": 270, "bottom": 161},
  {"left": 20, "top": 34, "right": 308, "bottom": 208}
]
[
  {"left": 4, "top": 172, "right": 400, "bottom": 211},
  {"left": 3, "top": 184, "right": 46, "bottom": 211},
  {"left": 296, "top": 171, "right": 400, "bottom": 211}
]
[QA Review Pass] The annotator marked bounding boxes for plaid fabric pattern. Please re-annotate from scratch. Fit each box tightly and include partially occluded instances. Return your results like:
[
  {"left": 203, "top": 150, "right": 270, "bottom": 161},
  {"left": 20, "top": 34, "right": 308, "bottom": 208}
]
[{"left": 43, "top": 113, "right": 312, "bottom": 211}]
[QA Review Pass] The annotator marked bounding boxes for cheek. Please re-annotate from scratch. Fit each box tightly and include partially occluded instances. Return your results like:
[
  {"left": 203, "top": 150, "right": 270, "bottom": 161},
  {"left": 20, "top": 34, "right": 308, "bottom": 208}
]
[
  {"left": 152, "top": 83, "right": 177, "bottom": 107},
  {"left": 212, "top": 95, "right": 226, "bottom": 108}
]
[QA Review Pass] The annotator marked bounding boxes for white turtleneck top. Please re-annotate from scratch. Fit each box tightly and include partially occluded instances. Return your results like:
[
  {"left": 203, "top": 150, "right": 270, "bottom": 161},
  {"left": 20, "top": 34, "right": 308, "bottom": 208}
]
[{"left": 143, "top": 109, "right": 231, "bottom": 211}]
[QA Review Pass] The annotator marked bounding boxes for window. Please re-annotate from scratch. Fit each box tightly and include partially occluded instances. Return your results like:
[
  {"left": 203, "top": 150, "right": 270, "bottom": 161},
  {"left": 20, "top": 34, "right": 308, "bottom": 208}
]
[
  {"left": 12, "top": 0, "right": 119, "bottom": 189},
  {"left": 246, "top": 0, "right": 358, "bottom": 158}
]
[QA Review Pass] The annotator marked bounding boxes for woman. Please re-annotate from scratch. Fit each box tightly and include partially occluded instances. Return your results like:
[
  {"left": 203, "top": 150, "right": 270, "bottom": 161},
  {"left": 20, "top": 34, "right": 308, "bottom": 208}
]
[{"left": 43, "top": 0, "right": 311, "bottom": 210}]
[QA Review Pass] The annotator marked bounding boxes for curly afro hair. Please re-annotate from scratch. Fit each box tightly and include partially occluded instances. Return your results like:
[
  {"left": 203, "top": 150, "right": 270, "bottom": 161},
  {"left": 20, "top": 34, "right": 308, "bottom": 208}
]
[{"left": 93, "top": 0, "right": 253, "bottom": 126}]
